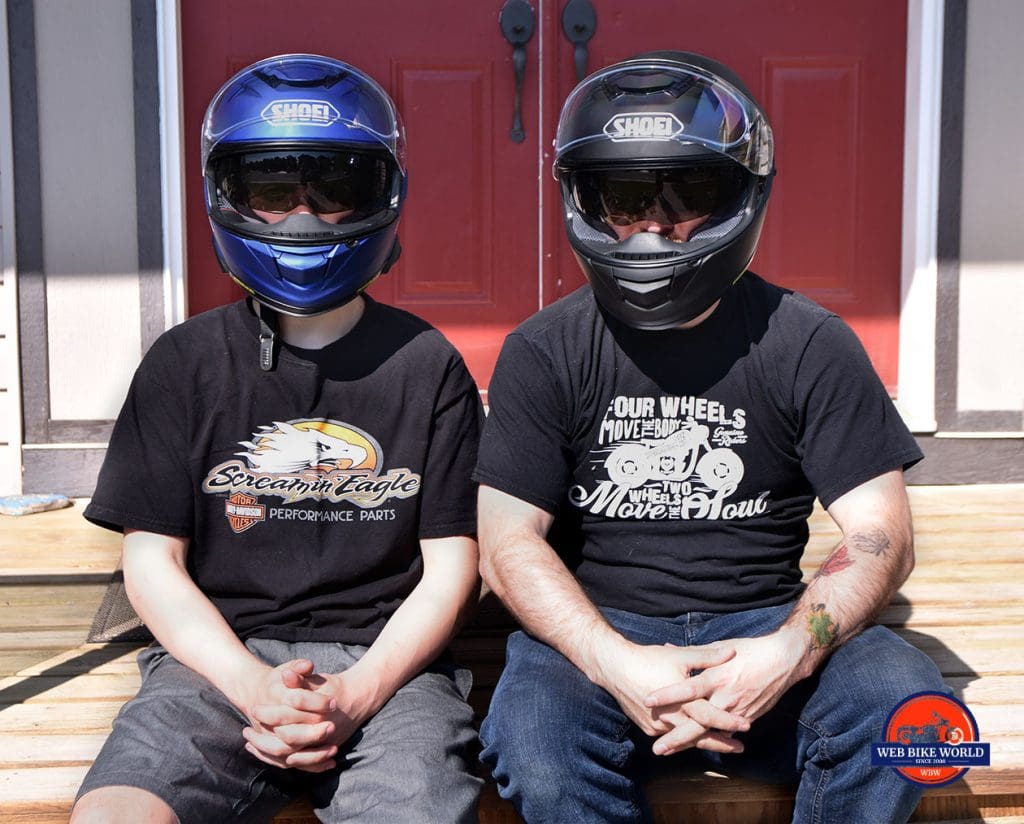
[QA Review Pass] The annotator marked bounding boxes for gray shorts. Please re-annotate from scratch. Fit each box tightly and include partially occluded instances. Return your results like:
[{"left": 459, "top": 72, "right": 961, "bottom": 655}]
[{"left": 76, "top": 638, "right": 481, "bottom": 824}]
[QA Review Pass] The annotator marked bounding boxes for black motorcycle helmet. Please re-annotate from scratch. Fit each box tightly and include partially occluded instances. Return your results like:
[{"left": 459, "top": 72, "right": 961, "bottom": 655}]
[{"left": 554, "top": 51, "right": 774, "bottom": 329}]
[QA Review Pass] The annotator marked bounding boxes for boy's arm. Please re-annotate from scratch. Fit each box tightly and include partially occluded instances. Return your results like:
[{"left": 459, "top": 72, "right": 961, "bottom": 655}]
[
  {"left": 122, "top": 529, "right": 340, "bottom": 770},
  {"left": 242, "top": 534, "right": 480, "bottom": 767},
  {"left": 343, "top": 535, "right": 480, "bottom": 703}
]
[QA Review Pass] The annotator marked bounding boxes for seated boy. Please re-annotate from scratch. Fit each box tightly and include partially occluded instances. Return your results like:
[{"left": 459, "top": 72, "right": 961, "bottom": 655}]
[{"left": 71, "top": 54, "right": 483, "bottom": 824}]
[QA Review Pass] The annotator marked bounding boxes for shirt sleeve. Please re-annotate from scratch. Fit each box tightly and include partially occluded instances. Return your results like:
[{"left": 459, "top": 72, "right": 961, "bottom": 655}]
[
  {"left": 84, "top": 345, "right": 194, "bottom": 537},
  {"left": 794, "top": 316, "right": 923, "bottom": 509},
  {"left": 417, "top": 355, "right": 485, "bottom": 539},
  {"left": 473, "top": 332, "right": 575, "bottom": 514}
]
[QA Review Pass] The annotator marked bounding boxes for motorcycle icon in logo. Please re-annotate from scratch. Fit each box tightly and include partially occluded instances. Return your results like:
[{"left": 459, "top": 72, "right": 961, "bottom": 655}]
[
  {"left": 896, "top": 711, "right": 965, "bottom": 746},
  {"left": 604, "top": 419, "right": 744, "bottom": 492}
]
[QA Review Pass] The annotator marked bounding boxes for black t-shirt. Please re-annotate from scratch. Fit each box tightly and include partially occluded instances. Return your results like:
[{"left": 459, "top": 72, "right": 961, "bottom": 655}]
[
  {"left": 86, "top": 297, "right": 483, "bottom": 644},
  {"left": 474, "top": 275, "right": 922, "bottom": 616}
]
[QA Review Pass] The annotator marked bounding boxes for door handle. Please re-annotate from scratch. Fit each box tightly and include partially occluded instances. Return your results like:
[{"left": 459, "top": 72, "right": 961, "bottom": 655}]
[
  {"left": 561, "top": 0, "right": 596, "bottom": 82},
  {"left": 499, "top": 0, "right": 535, "bottom": 143}
]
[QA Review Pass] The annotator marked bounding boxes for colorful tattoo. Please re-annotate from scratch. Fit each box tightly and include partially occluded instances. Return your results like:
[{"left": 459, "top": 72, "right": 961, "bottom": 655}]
[
  {"left": 814, "top": 544, "right": 854, "bottom": 578},
  {"left": 807, "top": 603, "right": 838, "bottom": 649},
  {"left": 851, "top": 529, "right": 891, "bottom": 557}
]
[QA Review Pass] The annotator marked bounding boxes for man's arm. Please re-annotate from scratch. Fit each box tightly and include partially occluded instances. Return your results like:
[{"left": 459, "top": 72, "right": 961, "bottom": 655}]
[
  {"left": 477, "top": 485, "right": 749, "bottom": 752},
  {"left": 645, "top": 469, "right": 914, "bottom": 754},
  {"left": 478, "top": 486, "right": 621, "bottom": 682},
  {"left": 243, "top": 534, "right": 481, "bottom": 768},
  {"left": 121, "top": 529, "right": 340, "bottom": 770},
  {"left": 781, "top": 468, "right": 914, "bottom": 666}
]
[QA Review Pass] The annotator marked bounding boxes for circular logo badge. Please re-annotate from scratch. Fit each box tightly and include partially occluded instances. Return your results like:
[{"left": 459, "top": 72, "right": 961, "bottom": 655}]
[{"left": 881, "top": 692, "right": 981, "bottom": 786}]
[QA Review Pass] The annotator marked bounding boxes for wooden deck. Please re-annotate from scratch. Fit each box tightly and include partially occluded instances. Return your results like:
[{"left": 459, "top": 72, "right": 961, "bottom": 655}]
[{"left": 0, "top": 485, "right": 1022, "bottom": 823}]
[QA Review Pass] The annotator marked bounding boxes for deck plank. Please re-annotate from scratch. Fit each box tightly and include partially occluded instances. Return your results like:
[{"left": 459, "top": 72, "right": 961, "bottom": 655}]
[
  {"left": 0, "top": 673, "right": 140, "bottom": 704},
  {"left": 8, "top": 645, "right": 144, "bottom": 677},
  {"left": 0, "top": 629, "right": 92, "bottom": 651},
  {"left": 0, "top": 702, "right": 125, "bottom": 734}
]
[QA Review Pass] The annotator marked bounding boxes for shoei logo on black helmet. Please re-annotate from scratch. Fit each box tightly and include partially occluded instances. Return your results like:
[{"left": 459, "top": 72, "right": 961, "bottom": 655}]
[
  {"left": 260, "top": 99, "right": 341, "bottom": 127},
  {"left": 603, "top": 112, "right": 684, "bottom": 142}
]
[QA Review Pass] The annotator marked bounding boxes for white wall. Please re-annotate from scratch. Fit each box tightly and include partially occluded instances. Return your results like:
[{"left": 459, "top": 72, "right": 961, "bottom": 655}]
[
  {"left": 35, "top": 0, "right": 141, "bottom": 422},
  {"left": 957, "top": 0, "right": 1024, "bottom": 415}
]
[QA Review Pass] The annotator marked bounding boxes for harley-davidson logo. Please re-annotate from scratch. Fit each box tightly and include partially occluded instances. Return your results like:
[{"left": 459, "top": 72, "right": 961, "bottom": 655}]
[{"left": 225, "top": 492, "right": 266, "bottom": 533}]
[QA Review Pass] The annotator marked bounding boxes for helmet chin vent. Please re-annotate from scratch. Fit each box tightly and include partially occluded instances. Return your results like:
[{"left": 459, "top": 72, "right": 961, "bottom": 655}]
[
  {"left": 611, "top": 250, "right": 679, "bottom": 261},
  {"left": 265, "top": 230, "right": 339, "bottom": 241},
  {"left": 617, "top": 277, "right": 672, "bottom": 309},
  {"left": 617, "top": 277, "right": 670, "bottom": 294}
]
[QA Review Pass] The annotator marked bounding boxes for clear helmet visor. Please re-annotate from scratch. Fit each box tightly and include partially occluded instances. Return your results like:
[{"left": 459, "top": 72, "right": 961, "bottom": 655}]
[
  {"left": 210, "top": 149, "right": 395, "bottom": 224},
  {"left": 206, "top": 147, "right": 402, "bottom": 245},
  {"left": 555, "top": 61, "right": 773, "bottom": 175},
  {"left": 569, "top": 163, "right": 749, "bottom": 232}
]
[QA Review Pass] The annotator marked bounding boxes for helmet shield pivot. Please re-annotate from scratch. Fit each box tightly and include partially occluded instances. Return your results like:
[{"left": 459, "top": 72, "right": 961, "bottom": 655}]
[
  {"left": 202, "top": 54, "right": 407, "bottom": 316},
  {"left": 554, "top": 52, "right": 775, "bottom": 329}
]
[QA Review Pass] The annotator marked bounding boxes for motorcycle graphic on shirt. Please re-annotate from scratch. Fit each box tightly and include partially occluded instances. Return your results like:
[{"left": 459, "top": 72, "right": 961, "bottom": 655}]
[
  {"left": 570, "top": 395, "right": 770, "bottom": 521},
  {"left": 604, "top": 418, "right": 744, "bottom": 492}
]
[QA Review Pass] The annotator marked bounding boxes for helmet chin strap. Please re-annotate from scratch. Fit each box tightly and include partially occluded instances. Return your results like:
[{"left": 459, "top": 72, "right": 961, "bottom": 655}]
[
  {"left": 255, "top": 302, "right": 279, "bottom": 372},
  {"left": 219, "top": 240, "right": 279, "bottom": 372}
]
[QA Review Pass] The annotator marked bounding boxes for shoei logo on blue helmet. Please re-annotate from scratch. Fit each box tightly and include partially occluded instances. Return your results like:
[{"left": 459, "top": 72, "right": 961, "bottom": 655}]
[
  {"left": 260, "top": 99, "right": 341, "bottom": 127},
  {"left": 603, "top": 112, "right": 685, "bottom": 142}
]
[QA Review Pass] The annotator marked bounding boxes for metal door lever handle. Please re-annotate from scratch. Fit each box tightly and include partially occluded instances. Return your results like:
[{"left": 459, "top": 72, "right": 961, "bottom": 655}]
[
  {"left": 561, "top": 0, "right": 596, "bottom": 82},
  {"left": 499, "top": 0, "right": 535, "bottom": 143}
]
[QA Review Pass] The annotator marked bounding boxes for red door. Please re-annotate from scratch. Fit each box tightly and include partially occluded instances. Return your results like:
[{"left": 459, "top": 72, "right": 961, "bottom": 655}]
[{"left": 182, "top": 1, "right": 906, "bottom": 390}]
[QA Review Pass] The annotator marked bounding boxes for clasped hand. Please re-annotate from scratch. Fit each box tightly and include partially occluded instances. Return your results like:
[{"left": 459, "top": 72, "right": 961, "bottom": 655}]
[
  {"left": 601, "top": 642, "right": 751, "bottom": 756},
  {"left": 240, "top": 659, "right": 370, "bottom": 773},
  {"left": 641, "top": 633, "right": 806, "bottom": 757}
]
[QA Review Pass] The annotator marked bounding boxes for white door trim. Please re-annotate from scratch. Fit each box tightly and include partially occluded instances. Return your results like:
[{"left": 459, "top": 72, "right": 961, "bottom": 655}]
[
  {"left": 0, "top": 0, "right": 24, "bottom": 493},
  {"left": 157, "top": 0, "right": 188, "bottom": 327},
  {"left": 898, "top": 0, "right": 943, "bottom": 432}
]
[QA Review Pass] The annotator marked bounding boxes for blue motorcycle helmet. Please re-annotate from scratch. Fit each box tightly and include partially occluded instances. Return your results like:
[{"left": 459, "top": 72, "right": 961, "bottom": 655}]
[{"left": 202, "top": 54, "right": 407, "bottom": 317}]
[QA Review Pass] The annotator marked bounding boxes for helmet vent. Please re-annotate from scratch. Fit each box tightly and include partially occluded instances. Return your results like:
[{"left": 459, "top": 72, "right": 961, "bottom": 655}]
[
  {"left": 611, "top": 250, "right": 679, "bottom": 261},
  {"left": 267, "top": 230, "right": 338, "bottom": 240},
  {"left": 253, "top": 68, "right": 348, "bottom": 90}
]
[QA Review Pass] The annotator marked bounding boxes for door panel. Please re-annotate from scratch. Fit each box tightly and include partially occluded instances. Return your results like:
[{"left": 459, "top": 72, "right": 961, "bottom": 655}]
[
  {"left": 181, "top": 1, "right": 540, "bottom": 389},
  {"left": 544, "top": 0, "right": 907, "bottom": 388}
]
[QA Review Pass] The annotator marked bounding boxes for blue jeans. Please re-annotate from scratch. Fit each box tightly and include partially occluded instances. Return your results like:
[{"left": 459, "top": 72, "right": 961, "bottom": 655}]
[{"left": 480, "top": 603, "right": 947, "bottom": 824}]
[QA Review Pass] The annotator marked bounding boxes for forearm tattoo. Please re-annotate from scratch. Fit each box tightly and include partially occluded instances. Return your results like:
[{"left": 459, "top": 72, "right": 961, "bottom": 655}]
[
  {"left": 814, "top": 543, "right": 854, "bottom": 578},
  {"left": 806, "top": 603, "right": 839, "bottom": 650},
  {"left": 850, "top": 528, "right": 891, "bottom": 557}
]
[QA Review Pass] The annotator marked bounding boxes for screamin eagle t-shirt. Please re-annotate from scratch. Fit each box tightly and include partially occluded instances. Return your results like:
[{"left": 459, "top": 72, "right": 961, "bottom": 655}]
[{"left": 86, "top": 297, "right": 483, "bottom": 644}]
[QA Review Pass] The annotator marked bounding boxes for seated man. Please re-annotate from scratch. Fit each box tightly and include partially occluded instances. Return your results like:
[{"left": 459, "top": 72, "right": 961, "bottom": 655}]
[
  {"left": 72, "top": 54, "right": 483, "bottom": 824},
  {"left": 475, "top": 51, "right": 947, "bottom": 823}
]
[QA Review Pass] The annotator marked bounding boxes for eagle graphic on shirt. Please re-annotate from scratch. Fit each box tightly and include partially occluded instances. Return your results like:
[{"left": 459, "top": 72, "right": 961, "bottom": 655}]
[{"left": 238, "top": 420, "right": 371, "bottom": 473}]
